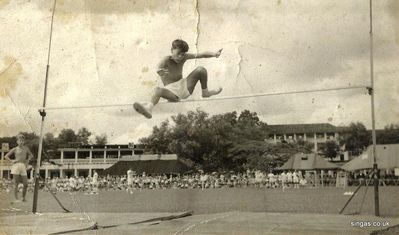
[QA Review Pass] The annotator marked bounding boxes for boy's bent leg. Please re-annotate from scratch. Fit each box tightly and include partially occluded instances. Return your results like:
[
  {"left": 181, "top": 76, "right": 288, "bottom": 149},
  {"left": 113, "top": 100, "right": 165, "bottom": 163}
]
[
  {"left": 134, "top": 87, "right": 179, "bottom": 119},
  {"left": 152, "top": 87, "right": 180, "bottom": 104},
  {"left": 186, "top": 66, "right": 222, "bottom": 97}
]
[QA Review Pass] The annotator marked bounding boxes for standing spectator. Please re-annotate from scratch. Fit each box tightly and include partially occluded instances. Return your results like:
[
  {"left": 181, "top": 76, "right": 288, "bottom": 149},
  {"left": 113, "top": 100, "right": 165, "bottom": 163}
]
[
  {"left": 254, "top": 170, "right": 263, "bottom": 188},
  {"left": 231, "top": 173, "right": 238, "bottom": 188},
  {"left": 91, "top": 170, "right": 99, "bottom": 194},
  {"left": 154, "top": 175, "right": 160, "bottom": 189},
  {"left": 50, "top": 177, "right": 58, "bottom": 192},
  {"left": 220, "top": 173, "right": 225, "bottom": 187},
  {"left": 293, "top": 171, "right": 299, "bottom": 189},
  {"left": 267, "top": 171, "right": 276, "bottom": 188},
  {"left": 214, "top": 173, "right": 220, "bottom": 188},
  {"left": 280, "top": 171, "right": 287, "bottom": 190},
  {"left": 286, "top": 171, "right": 293, "bottom": 188},
  {"left": 77, "top": 176, "right": 85, "bottom": 191},
  {"left": 4, "top": 134, "right": 34, "bottom": 202},
  {"left": 305, "top": 171, "right": 312, "bottom": 186},
  {"left": 199, "top": 170, "right": 208, "bottom": 190},
  {"left": 127, "top": 168, "right": 134, "bottom": 194},
  {"left": 69, "top": 176, "right": 77, "bottom": 191}
]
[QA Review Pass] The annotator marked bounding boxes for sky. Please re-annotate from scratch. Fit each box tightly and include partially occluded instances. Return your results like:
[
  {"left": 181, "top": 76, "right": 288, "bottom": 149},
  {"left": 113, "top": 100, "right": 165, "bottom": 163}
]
[{"left": 0, "top": 0, "right": 398, "bottom": 144}]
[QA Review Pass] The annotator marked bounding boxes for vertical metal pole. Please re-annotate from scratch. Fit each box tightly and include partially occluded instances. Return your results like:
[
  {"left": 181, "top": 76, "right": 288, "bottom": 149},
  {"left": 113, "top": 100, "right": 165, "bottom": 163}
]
[
  {"left": 32, "top": 0, "right": 57, "bottom": 214},
  {"left": 369, "top": 0, "right": 379, "bottom": 217}
]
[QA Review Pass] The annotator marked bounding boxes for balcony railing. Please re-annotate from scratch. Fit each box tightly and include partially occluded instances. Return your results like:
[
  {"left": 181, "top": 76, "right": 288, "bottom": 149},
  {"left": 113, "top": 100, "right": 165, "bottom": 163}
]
[{"left": 52, "top": 158, "right": 119, "bottom": 164}]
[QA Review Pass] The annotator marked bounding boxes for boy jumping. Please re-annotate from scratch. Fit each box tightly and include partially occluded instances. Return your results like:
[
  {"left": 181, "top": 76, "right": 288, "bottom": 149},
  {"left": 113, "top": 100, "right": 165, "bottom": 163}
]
[
  {"left": 134, "top": 39, "right": 223, "bottom": 119},
  {"left": 4, "top": 134, "right": 34, "bottom": 202}
]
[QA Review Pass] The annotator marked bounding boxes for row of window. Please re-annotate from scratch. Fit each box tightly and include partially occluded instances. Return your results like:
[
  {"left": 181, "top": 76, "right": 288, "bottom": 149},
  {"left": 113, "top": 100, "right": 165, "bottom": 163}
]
[
  {"left": 268, "top": 132, "right": 337, "bottom": 140},
  {"left": 52, "top": 150, "right": 144, "bottom": 159}
]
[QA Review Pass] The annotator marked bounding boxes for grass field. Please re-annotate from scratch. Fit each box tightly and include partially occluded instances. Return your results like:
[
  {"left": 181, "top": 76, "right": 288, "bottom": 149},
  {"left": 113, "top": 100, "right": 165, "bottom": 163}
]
[
  {"left": 1, "top": 187, "right": 399, "bottom": 216},
  {"left": 1, "top": 187, "right": 398, "bottom": 234}
]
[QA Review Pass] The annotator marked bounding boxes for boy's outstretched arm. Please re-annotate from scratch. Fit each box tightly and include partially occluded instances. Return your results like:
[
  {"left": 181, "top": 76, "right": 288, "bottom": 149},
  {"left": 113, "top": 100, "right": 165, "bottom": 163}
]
[{"left": 186, "top": 48, "right": 222, "bottom": 59}]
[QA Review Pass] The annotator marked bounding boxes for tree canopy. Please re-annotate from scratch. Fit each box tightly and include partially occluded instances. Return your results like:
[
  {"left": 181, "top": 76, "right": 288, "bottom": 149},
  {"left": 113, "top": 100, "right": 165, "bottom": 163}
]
[
  {"left": 340, "top": 122, "right": 371, "bottom": 156},
  {"left": 140, "top": 109, "right": 312, "bottom": 171},
  {"left": 377, "top": 124, "right": 399, "bottom": 144}
]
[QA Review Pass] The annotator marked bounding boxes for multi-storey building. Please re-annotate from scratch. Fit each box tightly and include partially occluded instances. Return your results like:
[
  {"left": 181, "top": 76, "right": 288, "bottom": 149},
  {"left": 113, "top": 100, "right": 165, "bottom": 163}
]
[
  {"left": 0, "top": 144, "right": 177, "bottom": 179},
  {"left": 265, "top": 123, "right": 343, "bottom": 153}
]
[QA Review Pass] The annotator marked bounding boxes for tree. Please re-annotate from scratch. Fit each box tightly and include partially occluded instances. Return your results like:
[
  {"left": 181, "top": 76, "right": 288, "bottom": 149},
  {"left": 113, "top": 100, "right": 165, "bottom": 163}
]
[
  {"left": 95, "top": 134, "right": 108, "bottom": 145},
  {"left": 229, "top": 141, "right": 311, "bottom": 171},
  {"left": 377, "top": 124, "right": 399, "bottom": 144},
  {"left": 44, "top": 132, "right": 58, "bottom": 155},
  {"left": 140, "top": 109, "right": 228, "bottom": 170},
  {"left": 296, "top": 139, "right": 314, "bottom": 151},
  {"left": 321, "top": 140, "right": 340, "bottom": 160},
  {"left": 238, "top": 110, "right": 260, "bottom": 126},
  {"left": 140, "top": 120, "right": 172, "bottom": 154},
  {"left": 235, "top": 110, "right": 268, "bottom": 141},
  {"left": 77, "top": 127, "right": 92, "bottom": 145},
  {"left": 168, "top": 109, "right": 213, "bottom": 165},
  {"left": 340, "top": 122, "right": 370, "bottom": 156},
  {"left": 0, "top": 136, "right": 17, "bottom": 148},
  {"left": 139, "top": 109, "right": 309, "bottom": 171},
  {"left": 57, "top": 129, "right": 78, "bottom": 146}
]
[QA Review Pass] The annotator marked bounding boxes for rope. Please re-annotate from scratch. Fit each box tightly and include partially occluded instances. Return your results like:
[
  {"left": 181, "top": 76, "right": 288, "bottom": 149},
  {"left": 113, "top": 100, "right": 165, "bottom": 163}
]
[
  {"left": 39, "top": 85, "right": 368, "bottom": 111},
  {"left": 339, "top": 170, "right": 374, "bottom": 215},
  {"left": 48, "top": 211, "right": 193, "bottom": 235},
  {"left": 70, "top": 192, "right": 93, "bottom": 223},
  {"left": 38, "top": 175, "right": 71, "bottom": 213}
]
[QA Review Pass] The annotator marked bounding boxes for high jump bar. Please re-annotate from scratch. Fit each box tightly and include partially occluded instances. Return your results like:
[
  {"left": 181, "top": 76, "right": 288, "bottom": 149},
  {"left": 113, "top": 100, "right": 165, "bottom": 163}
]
[{"left": 38, "top": 85, "right": 369, "bottom": 111}]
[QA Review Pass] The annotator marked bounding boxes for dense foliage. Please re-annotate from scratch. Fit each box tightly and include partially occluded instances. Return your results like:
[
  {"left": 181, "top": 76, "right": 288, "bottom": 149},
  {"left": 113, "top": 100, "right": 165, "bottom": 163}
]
[{"left": 140, "top": 109, "right": 312, "bottom": 171}]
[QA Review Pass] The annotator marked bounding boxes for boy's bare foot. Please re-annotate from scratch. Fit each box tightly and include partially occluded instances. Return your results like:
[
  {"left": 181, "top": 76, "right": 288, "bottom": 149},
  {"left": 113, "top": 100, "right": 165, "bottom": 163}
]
[
  {"left": 202, "top": 87, "right": 222, "bottom": 98},
  {"left": 133, "top": 102, "right": 153, "bottom": 119},
  {"left": 22, "top": 198, "right": 26, "bottom": 202}
]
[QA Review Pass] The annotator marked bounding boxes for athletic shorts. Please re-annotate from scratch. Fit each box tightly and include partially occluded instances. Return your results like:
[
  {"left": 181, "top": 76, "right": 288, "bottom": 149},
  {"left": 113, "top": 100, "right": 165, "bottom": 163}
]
[
  {"left": 164, "top": 78, "right": 190, "bottom": 99},
  {"left": 11, "top": 162, "right": 27, "bottom": 176}
]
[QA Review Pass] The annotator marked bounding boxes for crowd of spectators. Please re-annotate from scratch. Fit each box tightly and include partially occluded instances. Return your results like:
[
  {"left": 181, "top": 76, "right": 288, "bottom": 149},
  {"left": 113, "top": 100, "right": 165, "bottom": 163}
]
[
  {"left": 1, "top": 169, "right": 397, "bottom": 194},
  {"left": 347, "top": 170, "right": 399, "bottom": 186},
  {"left": 0, "top": 170, "right": 343, "bottom": 193}
]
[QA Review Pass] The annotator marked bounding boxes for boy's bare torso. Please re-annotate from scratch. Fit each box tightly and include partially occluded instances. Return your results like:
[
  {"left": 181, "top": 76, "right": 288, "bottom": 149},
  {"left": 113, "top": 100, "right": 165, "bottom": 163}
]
[
  {"left": 13, "top": 146, "right": 30, "bottom": 164},
  {"left": 158, "top": 56, "right": 187, "bottom": 85}
]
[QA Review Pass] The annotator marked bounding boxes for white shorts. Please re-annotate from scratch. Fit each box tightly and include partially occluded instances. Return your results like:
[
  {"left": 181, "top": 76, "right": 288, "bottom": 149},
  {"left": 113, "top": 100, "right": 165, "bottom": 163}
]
[
  {"left": 11, "top": 162, "right": 27, "bottom": 176},
  {"left": 164, "top": 79, "right": 190, "bottom": 99}
]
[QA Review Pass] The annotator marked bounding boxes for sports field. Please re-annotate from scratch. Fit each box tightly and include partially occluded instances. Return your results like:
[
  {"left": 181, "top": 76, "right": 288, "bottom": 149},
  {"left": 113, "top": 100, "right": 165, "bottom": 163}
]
[{"left": 1, "top": 187, "right": 398, "bottom": 234}]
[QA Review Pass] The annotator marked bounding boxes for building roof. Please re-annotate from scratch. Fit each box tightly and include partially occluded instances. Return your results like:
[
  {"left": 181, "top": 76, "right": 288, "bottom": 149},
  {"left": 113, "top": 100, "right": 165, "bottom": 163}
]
[
  {"left": 267, "top": 123, "right": 340, "bottom": 134},
  {"left": 121, "top": 154, "right": 178, "bottom": 161},
  {"left": 277, "top": 153, "right": 340, "bottom": 170},
  {"left": 341, "top": 144, "right": 399, "bottom": 171},
  {"left": 101, "top": 159, "right": 192, "bottom": 175},
  {"left": 58, "top": 143, "right": 146, "bottom": 150}
]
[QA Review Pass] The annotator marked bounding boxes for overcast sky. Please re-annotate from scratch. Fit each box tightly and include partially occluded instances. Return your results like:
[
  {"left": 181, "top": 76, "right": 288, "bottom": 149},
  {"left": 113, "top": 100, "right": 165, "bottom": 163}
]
[{"left": 0, "top": 0, "right": 398, "bottom": 143}]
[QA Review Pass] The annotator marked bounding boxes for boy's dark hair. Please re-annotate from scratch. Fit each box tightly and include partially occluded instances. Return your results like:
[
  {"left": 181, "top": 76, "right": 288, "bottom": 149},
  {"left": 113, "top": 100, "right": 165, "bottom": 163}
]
[{"left": 171, "top": 39, "right": 189, "bottom": 52}]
